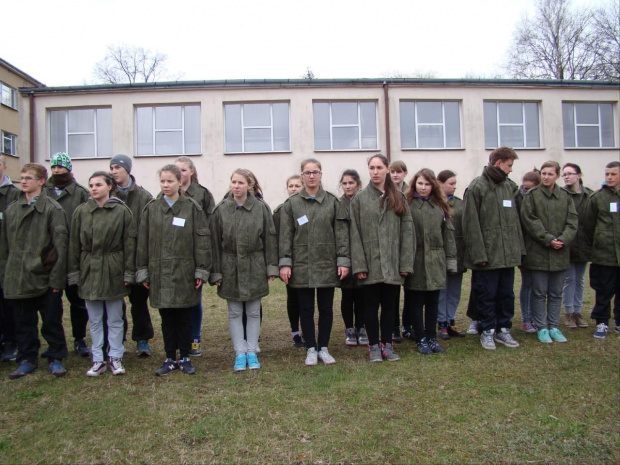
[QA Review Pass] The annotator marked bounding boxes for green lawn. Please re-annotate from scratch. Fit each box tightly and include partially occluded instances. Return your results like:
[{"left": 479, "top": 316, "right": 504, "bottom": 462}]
[{"left": 0, "top": 275, "right": 618, "bottom": 464}]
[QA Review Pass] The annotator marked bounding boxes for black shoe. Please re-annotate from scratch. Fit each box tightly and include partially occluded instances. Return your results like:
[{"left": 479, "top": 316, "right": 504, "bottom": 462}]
[
  {"left": 438, "top": 322, "right": 450, "bottom": 341},
  {"left": 392, "top": 328, "right": 402, "bottom": 344},
  {"left": 292, "top": 334, "right": 304, "bottom": 348},
  {"left": 402, "top": 326, "right": 415, "bottom": 341},
  {"left": 427, "top": 337, "right": 446, "bottom": 353},
  {"left": 447, "top": 322, "right": 466, "bottom": 338},
  {"left": 179, "top": 357, "right": 196, "bottom": 375},
  {"left": 2, "top": 342, "right": 17, "bottom": 362},
  {"left": 416, "top": 338, "right": 432, "bottom": 355},
  {"left": 155, "top": 358, "right": 179, "bottom": 376},
  {"left": 74, "top": 338, "right": 90, "bottom": 357}
]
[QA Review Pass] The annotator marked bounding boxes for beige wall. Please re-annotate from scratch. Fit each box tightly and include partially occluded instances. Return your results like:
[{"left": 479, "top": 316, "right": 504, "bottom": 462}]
[{"left": 29, "top": 83, "right": 619, "bottom": 207}]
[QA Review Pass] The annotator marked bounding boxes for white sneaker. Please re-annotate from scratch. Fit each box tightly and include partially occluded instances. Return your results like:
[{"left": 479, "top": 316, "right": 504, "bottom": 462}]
[
  {"left": 305, "top": 347, "right": 318, "bottom": 366},
  {"left": 109, "top": 357, "right": 126, "bottom": 375},
  {"left": 480, "top": 329, "right": 496, "bottom": 350},
  {"left": 494, "top": 328, "right": 520, "bottom": 348},
  {"left": 318, "top": 347, "right": 336, "bottom": 365},
  {"left": 467, "top": 320, "right": 479, "bottom": 335},
  {"left": 357, "top": 327, "right": 369, "bottom": 345},
  {"left": 86, "top": 361, "right": 107, "bottom": 377}
]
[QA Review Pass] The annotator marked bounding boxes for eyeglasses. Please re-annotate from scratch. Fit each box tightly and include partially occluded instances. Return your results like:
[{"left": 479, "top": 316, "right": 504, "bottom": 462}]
[
  {"left": 562, "top": 172, "right": 578, "bottom": 177},
  {"left": 302, "top": 170, "right": 321, "bottom": 177},
  {"left": 20, "top": 176, "right": 39, "bottom": 182}
]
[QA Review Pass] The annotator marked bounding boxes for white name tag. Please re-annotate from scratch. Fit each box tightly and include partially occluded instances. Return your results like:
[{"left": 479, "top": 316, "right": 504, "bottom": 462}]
[
  {"left": 0, "top": 212, "right": 3, "bottom": 220},
  {"left": 611, "top": 202, "right": 618, "bottom": 213},
  {"left": 297, "top": 215, "right": 309, "bottom": 226},
  {"left": 172, "top": 217, "right": 186, "bottom": 227},
  {"left": 503, "top": 200, "right": 512, "bottom": 208}
]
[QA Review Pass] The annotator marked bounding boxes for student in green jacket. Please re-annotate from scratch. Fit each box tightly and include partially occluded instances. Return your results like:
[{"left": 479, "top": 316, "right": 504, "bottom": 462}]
[
  {"left": 68, "top": 172, "right": 136, "bottom": 377},
  {"left": 521, "top": 161, "right": 578, "bottom": 344},
  {"left": 0, "top": 163, "right": 69, "bottom": 379},
  {"left": 350, "top": 154, "right": 414, "bottom": 363},
  {"left": 137, "top": 165, "right": 211, "bottom": 376},
  {"left": 210, "top": 169, "right": 278, "bottom": 371}
]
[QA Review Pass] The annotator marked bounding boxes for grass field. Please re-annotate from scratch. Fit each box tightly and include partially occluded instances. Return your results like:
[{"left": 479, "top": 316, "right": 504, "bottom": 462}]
[{"left": 0, "top": 276, "right": 618, "bottom": 464}]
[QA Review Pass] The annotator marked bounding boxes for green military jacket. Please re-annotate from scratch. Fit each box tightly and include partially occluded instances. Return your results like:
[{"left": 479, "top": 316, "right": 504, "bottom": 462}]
[
  {"left": 184, "top": 182, "right": 215, "bottom": 217},
  {"left": 405, "top": 197, "right": 457, "bottom": 291},
  {"left": 68, "top": 198, "right": 136, "bottom": 301},
  {"left": 448, "top": 195, "right": 466, "bottom": 273},
  {"left": 210, "top": 195, "right": 278, "bottom": 301},
  {"left": 43, "top": 177, "right": 89, "bottom": 225},
  {"left": 350, "top": 183, "right": 414, "bottom": 286},
  {"left": 0, "top": 180, "right": 19, "bottom": 238},
  {"left": 114, "top": 175, "right": 153, "bottom": 229},
  {"left": 584, "top": 185, "right": 620, "bottom": 267},
  {"left": 278, "top": 187, "right": 351, "bottom": 288},
  {"left": 562, "top": 185, "right": 593, "bottom": 263},
  {"left": 520, "top": 184, "right": 578, "bottom": 272},
  {"left": 339, "top": 194, "right": 362, "bottom": 290},
  {"left": 137, "top": 195, "right": 211, "bottom": 308},
  {"left": 0, "top": 193, "right": 68, "bottom": 299},
  {"left": 463, "top": 167, "right": 525, "bottom": 270}
]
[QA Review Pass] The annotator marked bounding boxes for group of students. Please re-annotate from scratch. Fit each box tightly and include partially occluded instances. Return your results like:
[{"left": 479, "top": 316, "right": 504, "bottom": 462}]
[{"left": 0, "top": 148, "right": 617, "bottom": 378}]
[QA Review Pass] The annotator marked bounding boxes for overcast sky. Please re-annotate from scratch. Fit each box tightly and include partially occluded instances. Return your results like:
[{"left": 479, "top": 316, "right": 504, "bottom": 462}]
[{"left": 3, "top": 0, "right": 597, "bottom": 86}]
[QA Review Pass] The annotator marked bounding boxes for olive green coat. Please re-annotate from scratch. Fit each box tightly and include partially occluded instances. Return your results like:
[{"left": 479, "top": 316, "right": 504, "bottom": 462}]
[
  {"left": 520, "top": 184, "right": 578, "bottom": 272},
  {"left": 339, "top": 194, "right": 361, "bottom": 289},
  {"left": 184, "top": 182, "right": 215, "bottom": 217},
  {"left": 0, "top": 193, "right": 68, "bottom": 299},
  {"left": 68, "top": 198, "right": 136, "bottom": 301},
  {"left": 136, "top": 195, "right": 211, "bottom": 308},
  {"left": 0, "top": 180, "right": 19, "bottom": 237},
  {"left": 114, "top": 175, "right": 153, "bottom": 229},
  {"left": 210, "top": 195, "right": 278, "bottom": 301},
  {"left": 43, "top": 177, "right": 89, "bottom": 225},
  {"left": 463, "top": 168, "right": 525, "bottom": 270},
  {"left": 562, "top": 185, "right": 593, "bottom": 263},
  {"left": 448, "top": 195, "right": 466, "bottom": 273},
  {"left": 405, "top": 197, "right": 457, "bottom": 291},
  {"left": 278, "top": 187, "right": 351, "bottom": 288},
  {"left": 350, "top": 183, "right": 414, "bottom": 285},
  {"left": 584, "top": 185, "right": 620, "bottom": 267}
]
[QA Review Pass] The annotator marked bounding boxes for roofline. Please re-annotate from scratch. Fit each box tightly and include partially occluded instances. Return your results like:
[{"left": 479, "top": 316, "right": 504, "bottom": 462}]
[
  {"left": 19, "top": 77, "right": 619, "bottom": 94},
  {"left": 0, "top": 57, "right": 45, "bottom": 87}
]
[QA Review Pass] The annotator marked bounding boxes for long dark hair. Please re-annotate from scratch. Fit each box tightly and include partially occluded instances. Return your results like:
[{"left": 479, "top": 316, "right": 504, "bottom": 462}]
[
  {"left": 562, "top": 162, "right": 583, "bottom": 185},
  {"left": 368, "top": 154, "right": 407, "bottom": 217},
  {"left": 175, "top": 156, "right": 199, "bottom": 184},
  {"left": 406, "top": 168, "right": 451, "bottom": 216},
  {"left": 340, "top": 169, "right": 362, "bottom": 188}
]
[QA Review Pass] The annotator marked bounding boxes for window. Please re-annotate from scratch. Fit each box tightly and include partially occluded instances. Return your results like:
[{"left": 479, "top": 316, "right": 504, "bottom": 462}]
[
  {"left": 49, "top": 108, "right": 112, "bottom": 158},
  {"left": 313, "top": 101, "right": 378, "bottom": 150},
  {"left": 562, "top": 102, "right": 615, "bottom": 148},
  {"left": 224, "top": 102, "right": 290, "bottom": 153},
  {"left": 484, "top": 101, "right": 540, "bottom": 148},
  {"left": 1, "top": 83, "right": 17, "bottom": 110},
  {"left": 1, "top": 131, "right": 17, "bottom": 156},
  {"left": 400, "top": 101, "right": 461, "bottom": 149},
  {"left": 136, "top": 105, "right": 201, "bottom": 156}
]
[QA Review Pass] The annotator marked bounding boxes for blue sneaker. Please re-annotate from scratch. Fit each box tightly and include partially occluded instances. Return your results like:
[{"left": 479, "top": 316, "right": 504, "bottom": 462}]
[
  {"left": 49, "top": 359, "right": 67, "bottom": 377},
  {"left": 537, "top": 328, "right": 553, "bottom": 344},
  {"left": 9, "top": 361, "right": 37, "bottom": 379},
  {"left": 136, "top": 340, "right": 151, "bottom": 357},
  {"left": 549, "top": 327, "right": 568, "bottom": 343},
  {"left": 247, "top": 352, "right": 261, "bottom": 370},
  {"left": 594, "top": 323, "right": 608, "bottom": 339},
  {"left": 234, "top": 353, "right": 247, "bottom": 372}
]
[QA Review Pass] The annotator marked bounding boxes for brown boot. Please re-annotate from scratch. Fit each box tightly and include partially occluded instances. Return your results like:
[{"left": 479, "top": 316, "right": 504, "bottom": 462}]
[
  {"left": 573, "top": 313, "right": 589, "bottom": 328},
  {"left": 564, "top": 313, "right": 577, "bottom": 329}
]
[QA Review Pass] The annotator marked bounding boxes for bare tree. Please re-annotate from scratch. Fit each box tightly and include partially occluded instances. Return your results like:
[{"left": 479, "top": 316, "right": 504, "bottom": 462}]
[
  {"left": 301, "top": 67, "right": 315, "bottom": 80},
  {"left": 589, "top": 0, "right": 620, "bottom": 80},
  {"left": 505, "top": 0, "right": 598, "bottom": 80},
  {"left": 380, "top": 69, "right": 437, "bottom": 79},
  {"left": 94, "top": 44, "right": 169, "bottom": 84}
]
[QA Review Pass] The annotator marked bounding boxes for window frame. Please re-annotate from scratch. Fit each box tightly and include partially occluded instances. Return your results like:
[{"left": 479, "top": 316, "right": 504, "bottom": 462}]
[
  {"left": 223, "top": 101, "right": 291, "bottom": 154},
  {"left": 399, "top": 100, "right": 462, "bottom": 149},
  {"left": 562, "top": 101, "right": 616, "bottom": 149},
  {"left": 1, "top": 131, "right": 18, "bottom": 156},
  {"left": 1, "top": 82, "right": 17, "bottom": 110},
  {"left": 135, "top": 104, "right": 202, "bottom": 156},
  {"left": 313, "top": 100, "right": 379, "bottom": 151},
  {"left": 484, "top": 101, "right": 542, "bottom": 149},
  {"left": 48, "top": 107, "right": 113, "bottom": 159}
]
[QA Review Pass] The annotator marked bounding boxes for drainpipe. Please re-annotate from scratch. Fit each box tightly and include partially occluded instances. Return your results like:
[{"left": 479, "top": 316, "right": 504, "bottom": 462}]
[
  {"left": 29, "top": 91, "right": 35, "bottom": 163},
  {"left": 383, "top": 81, "right": 391, "bottom": 162}
]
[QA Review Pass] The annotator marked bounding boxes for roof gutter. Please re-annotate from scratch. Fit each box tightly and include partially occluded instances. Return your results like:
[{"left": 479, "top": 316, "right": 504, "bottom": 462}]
[
  {"left": 29, "top": 91, "right": 35, "bottom": 163},
  {"left": 383, "top": 81, "right": 391, "bottom": 163}
]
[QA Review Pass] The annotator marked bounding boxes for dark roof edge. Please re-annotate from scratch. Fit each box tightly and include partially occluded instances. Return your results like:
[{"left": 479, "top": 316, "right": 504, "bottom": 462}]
[
  {"left": 18, "top": 78, "right": 620, "bottom": 94},
  {"left": 0, "top": 57, "right": 45, "bottom": 88}
]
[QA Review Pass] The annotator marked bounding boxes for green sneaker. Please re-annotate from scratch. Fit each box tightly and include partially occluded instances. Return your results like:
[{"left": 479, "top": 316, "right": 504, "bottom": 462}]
[
  {"left": 549, "top": 327, "right": 568, "bottom": 343},
  {"left": 537, "top": 328, "right": 553, "bottom": 344}
]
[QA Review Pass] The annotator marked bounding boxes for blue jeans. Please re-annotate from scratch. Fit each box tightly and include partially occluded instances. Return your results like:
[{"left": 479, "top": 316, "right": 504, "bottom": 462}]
[
  {"left": 86, "top": 299, "right": 124, "bottom": 362},
  {"left": 519, "top": 269, "right": 534, "bottom": 323},
  {"left": 563, "top": 262, "right": 587, "bottom": 314},
  {"left": 190, "top": 285, "right": 203, "bottom": 342},
  {"left": 438, "top": 272, "right": 463, "bottom": 323}
]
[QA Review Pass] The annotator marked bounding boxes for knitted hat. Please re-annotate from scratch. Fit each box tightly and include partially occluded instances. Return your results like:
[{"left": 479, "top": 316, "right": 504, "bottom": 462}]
[
  {"left": 110, "top": 154, "right": 132, "bottom": 174},
  {"left": 51, "top": 152, "right": 72, "bottom": 172}
]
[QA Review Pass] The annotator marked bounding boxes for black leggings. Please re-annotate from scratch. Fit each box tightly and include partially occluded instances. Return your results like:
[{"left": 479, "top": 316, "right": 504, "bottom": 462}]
[
  {"left": 405, "top": 290, "right": 439, "bottom": 342},
  {"left": 341, "top": 288, "right": 364, "bottom": 330},
  {"left": 159, "top": 307, "right": 192, "bottom": 359},
  {"left": 363, "top": 283, "right": 400, "bottom": 345}
]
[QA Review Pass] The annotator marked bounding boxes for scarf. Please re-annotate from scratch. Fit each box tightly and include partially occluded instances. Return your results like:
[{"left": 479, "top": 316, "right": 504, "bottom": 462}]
[
  {"left": 484, "top": 165, "right": 508, "bottom": 184},
  {"left": 51, "top": 171, "right": 74, "bottom": 190}
]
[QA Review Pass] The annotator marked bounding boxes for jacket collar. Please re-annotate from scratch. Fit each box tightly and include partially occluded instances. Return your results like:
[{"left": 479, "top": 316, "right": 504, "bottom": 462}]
[
  {"left": 367, "top": 183, "right": 384, "bottom": 198},
  {"left": 539, "top": 184, "right": 560, "bottom": 198},
  {"left": 300, "top": 186, "right": 326, "bottom": 203},
  {"left": 18, "top": 191, "right": 46, "bottom": 213},
  {"left": 158, "top": 194, "right": 187, "bottom": 214},
  {"left": 85, "top": 197, "right": 123, "bottom": 212},
  {"left": 225, "top": 193, "right": 256, "bottom": 213}
]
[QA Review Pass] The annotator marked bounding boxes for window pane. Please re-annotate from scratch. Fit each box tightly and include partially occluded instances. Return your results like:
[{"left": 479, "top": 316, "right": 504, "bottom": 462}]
[
  {"left": 96, "top": 108, "right": 112, "bottom": 158},
  {"left": 155, "top": 131, "right": 183, "bottom": 155},
  {"left": 331, "top": 102, "right": 358, "bottom": 125},
  {"left": 400, "top": 101, "right": 416, "bottom": 148},
  {"left": 575, "top": 103, "right": 599, "bottom": 124},
  {"left": 333, "top": 126, "right": 359, "bottom": 150},
  {"left": 184, "top": 106, "right": 201, "bottom": 154},
  {"left": 417, "top": 102, "right": 443, "bottom": 124},
  {"left": 245, "top": 128, "right": 272, "bottom": 152},
  {"left": 577, "top": 126, "right": 600, "bottom": 147},
  {"left": 360, "top": 102, "right": 377, "bottom": 149},
  {"left": 155, "top": 106, "right": 182, "bottom": 130},
  {"left": 418, "top": 125, "right": 444, "bottom": 148},
  {"left": 225, "top": 104, "right": 242, "bottom": 152},
  {"left": 600, "top": 103, "right": 614, "bottom": 147},
  {"left": 484, "top": 102, "right": 498, "bottom": 147},
  {"left": 562, "top": 103, "right": 575, "bottom": 147},
  {"left": 444, "top": 102, "right": 461, "bottom": 148},
  {"left": 68, "top": 134, "right": 95, "bottom": 158},
  {"left": 244, "top": 104, "right": 271, "bottom": 127},
  {"left": 272, "top": 103, "right": 290, "bottom": 151},
  {"left": 524, "top": 102, "right": 540, "bottom": 147},
  {"left": 136, "top": 107, "right": 153, "bottom": 155},
  {"left": 313, "top": 103, "right": 331, "bottom": 150},
  {"left": 498, "top": 102, "right": 523, "bottom": 124},
  {"left": 68, "top": 109, "right": 94, "bottom": 133},
  {"left": 50, "top": 110, "right": 67, "bottom": 155},
  {"left": 499, "top": 126, "right": 524, "bottom": 147}
]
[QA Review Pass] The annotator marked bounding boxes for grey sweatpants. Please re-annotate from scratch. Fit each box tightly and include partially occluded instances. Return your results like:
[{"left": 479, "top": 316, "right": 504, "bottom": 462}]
[{"left": 228, "top": 299, "right": 261, "bottom": 355}]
